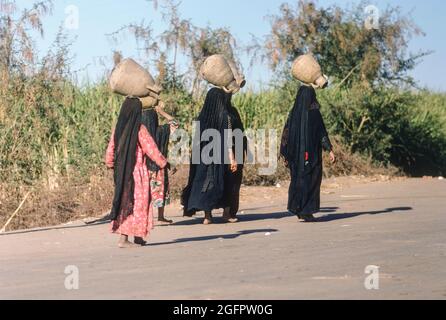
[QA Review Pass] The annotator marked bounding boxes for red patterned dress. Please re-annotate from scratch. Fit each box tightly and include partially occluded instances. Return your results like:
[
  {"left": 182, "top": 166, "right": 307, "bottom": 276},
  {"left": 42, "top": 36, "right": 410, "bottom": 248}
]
[
  {"left": 105, "top": 125, "right": 167, "bottom": 238},
  {"left": 150, "top": 169, "right": 170, "bottom": 208}
]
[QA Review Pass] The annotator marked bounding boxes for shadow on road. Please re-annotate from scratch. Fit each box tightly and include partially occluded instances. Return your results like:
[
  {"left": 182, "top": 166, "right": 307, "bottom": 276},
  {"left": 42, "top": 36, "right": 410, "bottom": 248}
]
[
  {"left": 149, "top": 228, "right": 279, "bottom": 246},
  {"left": 317, "top": 207, "right": 413, "bottom": 222},
  {"left": 2, "top": 206, "right": 404, "bottom": 236},
  {"left": 171, "top": 213, "right": 289, "bottom": 226},
  {"left": 320, "top": 207, "right": 340, "bottom": 213},
  {"left": 173, "top": 207, "right": 339, "bottom": 226},
  {"left": 0, "top": 207, "right": 339, "bottom": 236}
]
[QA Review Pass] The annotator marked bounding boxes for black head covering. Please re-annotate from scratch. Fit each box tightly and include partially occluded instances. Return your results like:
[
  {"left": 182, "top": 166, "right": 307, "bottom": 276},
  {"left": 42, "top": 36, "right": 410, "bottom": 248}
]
[
  {"left": 197, "top": 87, "right": 231, "bottom": 131},
  {"left": 194, "top": 87, "right": 247, "bottom": 163},
  {"left": 110, "top": 97, "right": 142, "bottom": 221},
  {"left": 194, "top": 87, "right": 232, "bottom": 158},
  {"left": 281, "top": 86, "right": 318, "bottom": 174}
]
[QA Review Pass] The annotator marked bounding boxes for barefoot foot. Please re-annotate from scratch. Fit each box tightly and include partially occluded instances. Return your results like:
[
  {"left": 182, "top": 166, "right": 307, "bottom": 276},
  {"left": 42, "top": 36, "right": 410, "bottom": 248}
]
[
  {"left": 301, "top": 214, "right": 317, "bottom": 223},
  {"left": 118, "top": 241, "right": 140, "bottom": 249},
  {"left": 223, "top": 217, "right": 239, "bottom": 223},
  {"left": 158, "top": 218, "right": 173, "bottom": 225}
]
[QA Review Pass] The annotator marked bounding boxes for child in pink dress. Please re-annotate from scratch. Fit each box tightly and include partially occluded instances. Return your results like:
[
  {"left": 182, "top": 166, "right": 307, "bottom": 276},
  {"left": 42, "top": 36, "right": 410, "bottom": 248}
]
[
  {"left": 106, "top": 97, "right": 167, "bottom": 248},
  {"left": 141, "top": 102, "right": 179, "bottom": 225}
]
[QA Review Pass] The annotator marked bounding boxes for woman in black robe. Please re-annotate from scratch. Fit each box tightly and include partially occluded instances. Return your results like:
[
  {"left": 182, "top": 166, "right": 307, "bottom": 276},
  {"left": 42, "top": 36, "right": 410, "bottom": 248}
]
[
  {"left": 281, "top": 85, "right": 336, "bottom": 222},
  {"left": 181, "top": 87, "right": 246, "bottom": 225}
]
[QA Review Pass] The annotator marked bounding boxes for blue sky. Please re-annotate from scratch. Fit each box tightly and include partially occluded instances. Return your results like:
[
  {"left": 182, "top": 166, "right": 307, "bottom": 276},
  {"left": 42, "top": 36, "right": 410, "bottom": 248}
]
[{"left": 15, "top": 0, "right": 446, "bottom": 91}]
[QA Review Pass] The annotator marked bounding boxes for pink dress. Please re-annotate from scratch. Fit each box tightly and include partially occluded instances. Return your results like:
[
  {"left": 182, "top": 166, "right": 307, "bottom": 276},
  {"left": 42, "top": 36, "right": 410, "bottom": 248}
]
[{"left": 105, "top": 125, "right": 167, "bottom": 238}]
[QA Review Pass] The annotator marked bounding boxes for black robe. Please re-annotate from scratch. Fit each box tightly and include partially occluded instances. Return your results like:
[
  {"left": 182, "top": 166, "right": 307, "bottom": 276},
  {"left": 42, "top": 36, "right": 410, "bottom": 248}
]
[
  {"left": 181, "top": 87, "right": 246, "bottom": 217},
  {"left": 280, "top": 86, "right": 332, "bottom": 216}
]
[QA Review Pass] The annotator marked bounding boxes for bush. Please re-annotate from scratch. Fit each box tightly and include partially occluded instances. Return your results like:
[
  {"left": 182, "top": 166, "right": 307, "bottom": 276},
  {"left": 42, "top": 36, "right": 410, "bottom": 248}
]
[
  {"left": 318, "top": 85, "right": 446, "bottom": 176},
  {"left": 2, "top": 79, "right": 445, "bottom": 231}
]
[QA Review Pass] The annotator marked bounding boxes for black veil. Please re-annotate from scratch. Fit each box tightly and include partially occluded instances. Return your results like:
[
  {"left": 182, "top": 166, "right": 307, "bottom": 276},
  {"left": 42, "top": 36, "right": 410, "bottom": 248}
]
[
  {"left": 281, "top": 85, "right": 318, "bottom": 174},
  {"left": 110, "top": 97, "right": 142, "bottom": 221},
  {"left": 181, "top": 87, "right": 232, "bottom": 216}
]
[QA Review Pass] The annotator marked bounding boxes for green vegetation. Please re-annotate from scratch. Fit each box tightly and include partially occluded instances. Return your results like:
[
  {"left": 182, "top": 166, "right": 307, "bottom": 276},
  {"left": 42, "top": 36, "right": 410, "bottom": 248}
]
[{"left": 1, "top": 0, "right": 445, "bottom": 230}]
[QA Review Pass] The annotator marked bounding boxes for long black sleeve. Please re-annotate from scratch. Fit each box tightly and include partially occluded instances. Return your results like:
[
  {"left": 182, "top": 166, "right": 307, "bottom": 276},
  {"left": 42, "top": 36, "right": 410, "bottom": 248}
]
[
  {"left": 280, "top": 118, "right": 290, "bottom": 160},
  {"left": 315, "top": 109, "right": 333, "bottom": 152},
  {"left": 321, "top": 136, "right": 333, "bottom": 152}
]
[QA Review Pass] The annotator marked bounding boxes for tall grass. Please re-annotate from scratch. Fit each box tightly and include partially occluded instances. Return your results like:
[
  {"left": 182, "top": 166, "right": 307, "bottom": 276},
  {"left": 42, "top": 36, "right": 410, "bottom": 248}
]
[
  {"left": 0, "top": 81, "right": 123, "bottom": 188},
  {"left": 1, "top": 76, "right": 446, "bottom": 230},
  {"left": 2, "top": 80, "right": 445, "bottom": 190}
]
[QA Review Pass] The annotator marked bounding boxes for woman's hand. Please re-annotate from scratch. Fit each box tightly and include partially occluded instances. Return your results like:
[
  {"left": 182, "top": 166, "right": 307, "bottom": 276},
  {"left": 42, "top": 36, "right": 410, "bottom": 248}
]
[
  {"left": 329, "top": 151, "right": 336, "bottom": 164},
  {"left": 229, "top": 151, "right": 238, "bottom": 173},
  {"left": 280, "top": 156, "right": 289, "bottom": 168},
  {"left": 169, "top": 119, "right": 180, "bottom": 134},
  {"left": 230, "top": 159, "right": 238, "bottom": 173},
  {"left": 170, "top": 125, "right": 178, "bottom": 135}
]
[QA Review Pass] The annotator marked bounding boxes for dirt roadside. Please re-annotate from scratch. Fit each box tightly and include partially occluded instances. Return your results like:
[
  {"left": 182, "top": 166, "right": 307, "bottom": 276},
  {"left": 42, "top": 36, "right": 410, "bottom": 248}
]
[{"left": 1, "top": 177, "right": 445, "bottom": 300}]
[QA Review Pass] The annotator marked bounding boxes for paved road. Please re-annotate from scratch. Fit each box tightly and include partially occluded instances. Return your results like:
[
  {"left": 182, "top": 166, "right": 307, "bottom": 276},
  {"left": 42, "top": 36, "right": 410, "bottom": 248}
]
[{"left": 0, "top": 178, "right": 445, "bottom": 300}]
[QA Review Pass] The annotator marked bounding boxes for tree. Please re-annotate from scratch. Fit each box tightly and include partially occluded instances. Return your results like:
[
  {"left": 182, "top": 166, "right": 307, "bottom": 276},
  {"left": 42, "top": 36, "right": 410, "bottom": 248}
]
[
  {"left": 154, "top": 0, "right": 240, "bottom": 96},
  {"left": 256, "top": 0, "right": 428, "bottom": 87},
  {"left": 110, "top": 0, "right": 240, "bottom": 97},
  {"left": 0, "top": 0, "right": 53, "bottom": 82},
  {"left": 187, "top": 25, "right": 238, "bottom": 97},
  {"left": 159, "top": 0, "right": 192, "bottom": 93}
]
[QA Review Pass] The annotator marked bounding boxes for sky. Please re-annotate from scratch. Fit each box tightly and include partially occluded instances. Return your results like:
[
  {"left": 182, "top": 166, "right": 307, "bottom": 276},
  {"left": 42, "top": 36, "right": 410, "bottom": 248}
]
[{"left": 14, "top": 0, "right": 446, "bottom": 91}]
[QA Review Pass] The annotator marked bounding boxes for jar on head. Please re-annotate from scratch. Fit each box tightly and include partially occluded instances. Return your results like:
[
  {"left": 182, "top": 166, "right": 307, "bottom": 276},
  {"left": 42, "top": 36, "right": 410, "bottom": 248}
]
[
  {"left": 200, "top": 54, "right": 246, "bottom": 94},
  {"left": 291, "top": 54, "right": 328, "bottom": 89}
]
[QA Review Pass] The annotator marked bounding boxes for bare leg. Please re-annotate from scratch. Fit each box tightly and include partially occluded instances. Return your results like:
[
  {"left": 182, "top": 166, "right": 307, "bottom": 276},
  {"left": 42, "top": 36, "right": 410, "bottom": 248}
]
[
  {"left": 118, "top": 234, "right": 139, "bottom": 249},
  {"left": 158, "top": 207, "right": 173, "bottom": 224},
  {"left": 223, "top": 207, "right": 239, "bottom": 223},
  {"left": 203, "top": 211, "right": 213, "bottom": 225}
]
